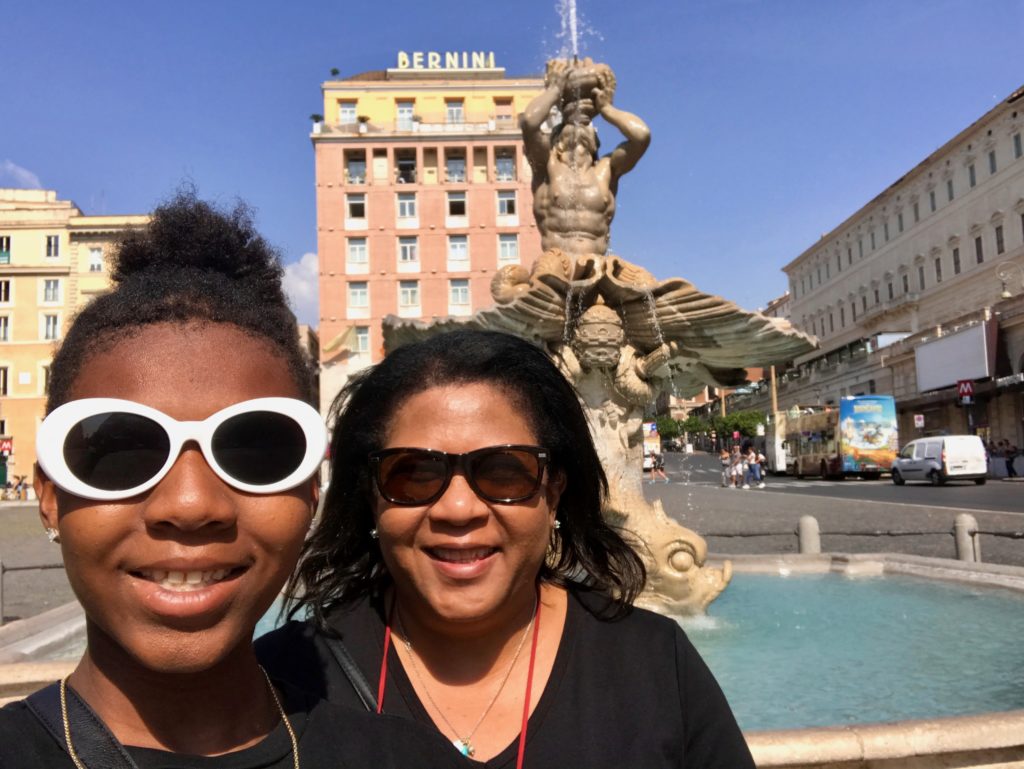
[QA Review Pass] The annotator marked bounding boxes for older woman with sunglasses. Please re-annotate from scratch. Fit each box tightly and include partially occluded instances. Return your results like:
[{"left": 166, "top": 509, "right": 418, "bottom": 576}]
[
  {"left": 0, "top": 194, "right": 466, "bottom": 769},
  {"left": 258, "top": 330, "right": 754, "bottom": 768}
]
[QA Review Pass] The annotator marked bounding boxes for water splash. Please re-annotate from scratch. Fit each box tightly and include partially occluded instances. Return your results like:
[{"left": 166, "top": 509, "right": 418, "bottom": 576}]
[{"left": 553, "top": 0, "right": 603, "bottom": 59}]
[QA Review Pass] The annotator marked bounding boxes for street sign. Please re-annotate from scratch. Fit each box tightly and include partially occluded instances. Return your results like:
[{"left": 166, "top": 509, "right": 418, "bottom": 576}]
[
  {"left": 957, "top": 380, "right": 974, "bottom": 397},
  {"left": 914, "top": 414, "right": 925, "bottom": 428},
  {"left": 0, "top": 438, "right": 11, "bottom": 455}
]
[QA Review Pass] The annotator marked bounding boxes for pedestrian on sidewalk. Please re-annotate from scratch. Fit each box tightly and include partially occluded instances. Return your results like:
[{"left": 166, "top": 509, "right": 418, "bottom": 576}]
[
  {"left": 649, "top": 451, "right": 669, "bottom": 483},
  {"left": 720, "top": 447, "right": 731, "bottom": 487},
  {"left": 1007, "top": 443, "right": 1019, "bottom": 478}
]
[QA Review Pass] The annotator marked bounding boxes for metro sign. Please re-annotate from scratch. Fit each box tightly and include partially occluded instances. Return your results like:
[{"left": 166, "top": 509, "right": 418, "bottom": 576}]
[{"left": 957, "top": 379, "right": 974, "bottom": 405}]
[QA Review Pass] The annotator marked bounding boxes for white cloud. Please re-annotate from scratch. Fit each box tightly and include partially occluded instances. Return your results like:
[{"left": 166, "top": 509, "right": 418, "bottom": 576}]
[
  {"left": 0, "top": 160, "right": 43, "bottom": 189},
  {"left": 283, "top": 251, "right": 319, "bottom": 327}
]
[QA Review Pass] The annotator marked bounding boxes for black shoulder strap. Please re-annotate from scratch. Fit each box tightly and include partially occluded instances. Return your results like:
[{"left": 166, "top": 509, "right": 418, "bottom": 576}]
[
  {"left": 25, "top": 683, "right": 139, "bottom": 769},
  {"left": 322, "top": 635, "right": 378, "bottom": 712}
]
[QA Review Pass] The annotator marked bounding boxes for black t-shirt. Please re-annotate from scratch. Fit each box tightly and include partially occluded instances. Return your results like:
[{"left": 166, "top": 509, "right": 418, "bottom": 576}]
[
  {"left": 256, "top": 589, "right": 755, "bottom": 769},
  {"left": 0, "top": 682, "right": 467, "bottom": 769}
]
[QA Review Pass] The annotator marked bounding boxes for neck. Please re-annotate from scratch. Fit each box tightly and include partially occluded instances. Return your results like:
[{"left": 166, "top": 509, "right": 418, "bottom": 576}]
[
  {"left": 392, "top": 583, "right": 541, "bottom": 680},
  {"left": 70, "top": 625, "right": 280, "bottom": 755}
]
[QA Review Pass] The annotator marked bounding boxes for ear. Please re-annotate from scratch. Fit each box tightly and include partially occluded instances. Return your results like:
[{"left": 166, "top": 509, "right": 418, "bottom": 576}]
[
  {"left": 545, "top": 469, "right": 567, "bottom": 522},
  {"left": 34, "top": 464, "right": 59, "bottom": 531},
  {"left": 309, "top": 476, "right": 321, "bottom": 517}
]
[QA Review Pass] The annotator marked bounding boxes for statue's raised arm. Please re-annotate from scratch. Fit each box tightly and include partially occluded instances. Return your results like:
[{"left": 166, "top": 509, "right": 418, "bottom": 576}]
[
  {"left": 520, "top": 59, "right": 571, "bottom": 174},
  {"left": 593, "top": 84, "right": 650, "bottom": 180}
]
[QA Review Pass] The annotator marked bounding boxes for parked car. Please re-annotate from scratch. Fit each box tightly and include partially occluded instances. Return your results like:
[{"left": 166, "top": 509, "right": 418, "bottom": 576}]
[{"left": 891, "top": 435, "right": 988, "bottom": 486}]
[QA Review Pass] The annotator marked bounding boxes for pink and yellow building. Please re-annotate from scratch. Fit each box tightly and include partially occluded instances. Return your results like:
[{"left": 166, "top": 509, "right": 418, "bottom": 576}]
[{"left": 313, "top": 52, "right": 543, "bottom": 414}]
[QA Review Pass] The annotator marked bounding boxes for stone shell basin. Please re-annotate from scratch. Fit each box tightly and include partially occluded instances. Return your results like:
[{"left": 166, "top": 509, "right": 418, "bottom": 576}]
[{"left": 2, "top": 552, "right": 1024, "bottom": 767}]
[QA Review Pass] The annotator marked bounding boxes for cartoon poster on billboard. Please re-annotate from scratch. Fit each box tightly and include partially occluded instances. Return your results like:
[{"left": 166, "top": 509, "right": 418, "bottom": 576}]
[{"left": 839, "top": 396, "right": 898, "bottom": 472}]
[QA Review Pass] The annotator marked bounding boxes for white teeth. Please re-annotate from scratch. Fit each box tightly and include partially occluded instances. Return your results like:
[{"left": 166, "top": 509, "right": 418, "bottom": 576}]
[
  {"left": 432, "top": 547, "right": 494, "bottom": 563},
  {"left": 136, "top": 568, "right": 234, "bottom": 591}
]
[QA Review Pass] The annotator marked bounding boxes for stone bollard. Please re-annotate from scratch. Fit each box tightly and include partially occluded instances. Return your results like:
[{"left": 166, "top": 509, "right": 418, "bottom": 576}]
[
  {"left": 954, "top": 513, "right": 981, "bottom": 563},
  {"left": 798, "top": 515, "right": 821, "bottom": 554}
]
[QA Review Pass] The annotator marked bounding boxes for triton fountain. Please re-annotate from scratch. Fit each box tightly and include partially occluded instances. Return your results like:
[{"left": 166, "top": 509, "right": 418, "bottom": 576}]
[{"left": 383, "top": 57, "right": 817, "bottom": 615}]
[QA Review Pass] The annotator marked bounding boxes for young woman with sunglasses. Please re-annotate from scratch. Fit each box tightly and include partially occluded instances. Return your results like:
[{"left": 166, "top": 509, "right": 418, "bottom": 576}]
[
  {"left": 258, "top": 330, "right": 754, "bottom": 768},
  {"left": 0, "top": 193, "right": 466, "bottom": 769}
]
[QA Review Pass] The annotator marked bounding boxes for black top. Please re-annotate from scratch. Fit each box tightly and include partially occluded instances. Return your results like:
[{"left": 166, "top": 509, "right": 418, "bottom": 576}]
[
  {"left": 256, "top": 589, "right": 755, "bottom": 769},
  {"left": 0, "top": 681, "right": 467, "bottom": 769}
]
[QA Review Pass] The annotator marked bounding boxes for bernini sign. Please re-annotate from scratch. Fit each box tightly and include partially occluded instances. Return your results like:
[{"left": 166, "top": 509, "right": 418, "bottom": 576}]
[{"left": 396, "top": 51, "right": 497, "bottom": 70}]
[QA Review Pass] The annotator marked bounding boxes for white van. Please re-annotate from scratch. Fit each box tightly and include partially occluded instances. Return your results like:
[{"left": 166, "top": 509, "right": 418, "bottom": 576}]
[{"left": 891, "top": 435, "right": 988, "bottom": 486}]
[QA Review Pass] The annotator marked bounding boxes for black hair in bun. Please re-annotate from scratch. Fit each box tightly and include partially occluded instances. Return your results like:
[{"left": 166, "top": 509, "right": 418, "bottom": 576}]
[{"left": 46, "top": 189, "right": 314, "bottom": 410}]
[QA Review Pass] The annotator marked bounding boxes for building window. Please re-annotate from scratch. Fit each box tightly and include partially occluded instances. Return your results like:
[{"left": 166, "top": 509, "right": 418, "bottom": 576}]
[
  {"left": 1015, "top": 132, "right": 1022, "bottom": 159},
  {"left": 396, "top": 101, "right": 414, "bottom": 131},
  {"left": 0, "top": 367, "right": 7, "bottom": 396},
  {"left": 996, "top": 224, "right": 1005, "bottom": 255},
  {"left": 968, "top": 163, "right": 976, "bottom": 188},
  {"left": 947, "top": 179, "right": 954, "bottom": 201},
  {"left": 913, "top": 201, "right": 919, "bottom": 223},
  {"left": 934, "top": 257, "right": 943, "bottom": 283},
  {"left": 44, "top": 314, "right": 59, "bottom": 340},
  {"left": 874, "top": 288, "right": 880, "bottom": 304},
  {"left": 828, "top": 313, "right": 834, "bottom": 333},
  {"left": 0, "top": 280, "right": 8, "bottom": 303},
  {"left": 497, "top": 190, "right": 516, "bottom": 216},
  {"left": 816, "top": 266, "right": 822, "bottom": 284},
  {"left": 348, "top": 282, "right": 369, "bottom": 308},
  {"left": 347, "top": 237, "right": 368, "bottom": 264},
  {"left": 825, "top": 263, "right": 830, "bottom": 280},
  {"left": 41, "top": 364, "right": 50, "bottom": 394},
  {"left": 883, "top": 221, "right": 889, "bottom": 242},
  {"left": 345, "top": 155, "right": 366, "bottom": 184},
  {"left": 43, "top": 279, "right": 60, "bottom": 303},
  {"left": 397, "top": 193, "right": 416, "bottom": 218},
  {"left": 0, "top": 418, "right": 5, "bottom": 434},
  {"left": 0, "top": 236, "right": 9, "bottom": 264},
  {"left": 446, "top": 100, "right": 464, "bottom": 124},
  {"left": 445, "top": 154, "right": 466, "bottom": 183},
  {"left": 396, "top": 150, "right": 417, "bottom": 183},
  {"left": 45, "top": 235, "right": 59, "bottom": 258},
  {"left": 447, "top": 235, "right": 469, "bottom": 264},
  {"left": 988, "top": 150, "right": 997, "bottom": 175},
  {"left": 339, "top": 101, "right": 357, "bottom": 125},
  {"left": 858, "top": 239, "right": 863, "bottom": 258},
  {"left": 0, "top": 316, "right": 8, "bottom": 341},
  {"left": 498, "top": 234, "right": 519, "bottom": 262},
  {"left": 495, "top": 151, "right": 516, "bottom": 181},
  {"left": 851, "top": 303, "right": 857, "bottom": 322},
  {"left": 918, "top": 265, "right": 925, "bottom": 291},
  {"left": 836, "top": 252, "right": 841, "bottom": 272},
  {"left": 840, "top": 306, "right": 845, "bottom": 327},
  {"left": 847, "top": 247, "right": 853, "bottom": 266},
  {"left": 887, "top": 282, "right": 894, "bottom": 301},
  {"left": 974, "top": 235, "right": 984, "bottom": 264},
  {"left": 901, "top": 273, "right": 909, "bottom": 294},
  {"left": 447, "top": 191, "right": 467, "bottom": 216},
  {"left": 897, "top": 213, "right": 904, "bottom": 233},
  {"left": 355, "top": 326, "right": 370, "bottom": 353},
  {"left": 929, "top": 190, "right": 936, "bottom": 212},
  {"left": 347, "top": 194, "right": 366, "bottom": 219},
  {"left": 88, "top": 247, "right": 103, "bottom": 272},
  {"left": 398, "top": 236, "right": 419, "bottom": 263},
  {"left": 862, "top": 295, "right": 868, "bottom": 312},
  {"left": 399, "top": 280, "right": 419, "bottom": 307},
  {"left": 1021, "top": 213, "right": 1024, "bottom": 243},
  {"left": 952, "top": 247, "right": 961, "bottom": 275},
  {"left": 870, "top": 231, "right": 876, "bottom": 250},
  {"left": 449, "top": 278, "right": 470, "bottom": 306}
]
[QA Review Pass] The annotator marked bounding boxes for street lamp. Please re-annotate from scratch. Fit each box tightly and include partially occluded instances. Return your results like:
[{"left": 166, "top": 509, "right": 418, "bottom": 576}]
[{"left": 997, "top": 260, "right": 1024, "bottom": 299}]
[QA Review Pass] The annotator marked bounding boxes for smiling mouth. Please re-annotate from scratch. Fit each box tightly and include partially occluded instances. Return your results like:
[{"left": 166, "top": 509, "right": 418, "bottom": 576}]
[
  {"left": 130, "top": 567, "right": 245, "bottom": 592},
  {"left": 427, "top": 547, "right": 498, "bottom": 564}
]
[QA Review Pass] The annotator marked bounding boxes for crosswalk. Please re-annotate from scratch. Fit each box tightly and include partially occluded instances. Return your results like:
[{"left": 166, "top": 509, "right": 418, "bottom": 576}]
[{"left": 663, "top": 466, "right": 885, "bottom": 489}]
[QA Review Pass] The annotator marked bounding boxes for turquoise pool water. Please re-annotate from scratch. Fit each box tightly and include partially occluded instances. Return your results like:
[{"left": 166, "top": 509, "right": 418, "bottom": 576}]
[{"left": 680, "top": 573, "right": 1024, "bottom": 731}]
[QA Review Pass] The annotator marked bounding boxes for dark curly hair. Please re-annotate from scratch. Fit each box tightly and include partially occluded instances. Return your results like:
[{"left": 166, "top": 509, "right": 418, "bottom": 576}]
[
  {"left": 288, "top": 329, "right": 646, "bottom": 625},
  {"left": 46, "top": 189, "right": 314, "bottom": 410}
]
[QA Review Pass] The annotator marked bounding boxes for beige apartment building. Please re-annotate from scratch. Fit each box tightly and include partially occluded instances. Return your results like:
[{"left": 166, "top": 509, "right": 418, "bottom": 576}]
[
  {"left": 0, "top": 188, "right": 147, "bottom": 486},
  {"left": 313, "top": 52, "right": 544, "bottom": 415},
  {"left": 728, "top": 86, "right": 1024, "bottom": 446}
]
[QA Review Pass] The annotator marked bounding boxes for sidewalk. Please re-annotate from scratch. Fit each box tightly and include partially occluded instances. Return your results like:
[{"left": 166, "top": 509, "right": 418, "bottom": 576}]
[{"left": 0, "top": 504, "right": 73, "bottom": 623}]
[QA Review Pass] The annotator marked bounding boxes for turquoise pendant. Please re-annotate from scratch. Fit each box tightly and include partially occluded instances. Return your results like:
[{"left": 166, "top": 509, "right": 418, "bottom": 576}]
[{"left": 454, "top": 739, "right": 474, "bottom": 757}]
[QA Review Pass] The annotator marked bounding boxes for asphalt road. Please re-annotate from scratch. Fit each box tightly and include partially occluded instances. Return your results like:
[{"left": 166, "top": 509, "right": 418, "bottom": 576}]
[
  {"left": 646, "top": 451, "right": 1024, "bottom": 567},
  {"left": 1, "top": 453, "right": 1021, "bottom": 622}
]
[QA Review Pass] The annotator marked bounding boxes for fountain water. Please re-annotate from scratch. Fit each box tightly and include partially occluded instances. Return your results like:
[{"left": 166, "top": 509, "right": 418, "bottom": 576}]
[{"left": 384, "top": 58, "right": 816, "bottom": 614}]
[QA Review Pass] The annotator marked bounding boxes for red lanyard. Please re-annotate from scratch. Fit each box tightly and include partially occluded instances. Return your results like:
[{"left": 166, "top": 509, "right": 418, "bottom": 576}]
[{"left": 378, "top": 599, "right": 542, "bottom": 769}]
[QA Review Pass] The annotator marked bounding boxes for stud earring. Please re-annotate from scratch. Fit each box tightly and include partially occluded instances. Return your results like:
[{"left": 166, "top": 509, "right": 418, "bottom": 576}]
[
  {"left": 370, "top": 528, "right": 379, "bottom": 539},
  {"left": 553, "top": 519, "right": 561, "bottom": 530},
  {"left": 45, "top": 527, "right": 60, "bottom": 544}
]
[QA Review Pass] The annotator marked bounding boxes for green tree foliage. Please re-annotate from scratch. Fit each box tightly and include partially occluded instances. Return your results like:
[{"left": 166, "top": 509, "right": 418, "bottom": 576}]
[
  {"left": 655, "top": 415, "right": 681, "bottom": 439},
  {"left": 680, "top": 410, "right": 765, "bottom": 441}
]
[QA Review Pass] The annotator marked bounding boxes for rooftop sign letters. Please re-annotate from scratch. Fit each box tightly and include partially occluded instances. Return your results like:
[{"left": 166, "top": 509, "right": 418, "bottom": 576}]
[{"left": 396, "top": 51, "right": 497, "bottom": 71}]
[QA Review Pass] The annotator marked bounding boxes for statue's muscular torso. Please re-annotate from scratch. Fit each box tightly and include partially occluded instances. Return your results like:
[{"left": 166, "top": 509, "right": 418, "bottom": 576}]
[{"left": 533, "top": 157, "right": 617, "bottom": 258}]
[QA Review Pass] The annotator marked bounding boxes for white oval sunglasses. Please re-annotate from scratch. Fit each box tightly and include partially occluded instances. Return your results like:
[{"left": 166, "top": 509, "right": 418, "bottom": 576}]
[{"left": 37, "top": 398, "right": 328, "bottom": 501}]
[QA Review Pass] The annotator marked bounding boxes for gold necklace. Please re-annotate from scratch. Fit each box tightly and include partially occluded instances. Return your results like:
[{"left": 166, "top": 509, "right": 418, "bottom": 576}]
[
  {"left": 59, "top": 666, "right": 299, "bottom": 769},
  {"left": 396, "top": 598, "right": 537, "bottom": 758}
]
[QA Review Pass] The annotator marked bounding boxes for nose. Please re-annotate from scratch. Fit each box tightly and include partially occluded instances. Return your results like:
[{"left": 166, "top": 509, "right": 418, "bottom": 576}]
[
  {"left": 141, "top": 444, "right": 238, "bottom": 533},
  {"left": 426, "top": 470, "right": 489, "bottom": 528}
]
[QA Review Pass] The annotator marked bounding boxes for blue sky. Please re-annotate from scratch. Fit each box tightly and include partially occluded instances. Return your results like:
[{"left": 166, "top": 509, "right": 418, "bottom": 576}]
[{"left": 4, "top": 0, "right": 1023, "bottom": 325}]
